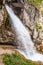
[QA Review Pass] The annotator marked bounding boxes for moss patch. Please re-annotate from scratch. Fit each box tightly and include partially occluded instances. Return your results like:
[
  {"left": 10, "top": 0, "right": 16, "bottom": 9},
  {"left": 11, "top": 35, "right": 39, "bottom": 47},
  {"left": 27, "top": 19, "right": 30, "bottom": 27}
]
[
  {"left": 2, "top": 53, "right": 36, "bottom": 65},
  {"left": 35, "top": 22, "right": 42, "bottom": 29},
  {"left": 35, "top": 22, "right": 43, "bottom": 32}
]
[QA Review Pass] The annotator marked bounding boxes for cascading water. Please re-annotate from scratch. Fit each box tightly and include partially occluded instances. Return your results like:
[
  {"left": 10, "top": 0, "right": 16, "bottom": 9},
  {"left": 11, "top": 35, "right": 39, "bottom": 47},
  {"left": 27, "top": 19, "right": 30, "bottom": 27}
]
[{"left": 5, "top": 4, "right": 43, "bottom": 62}]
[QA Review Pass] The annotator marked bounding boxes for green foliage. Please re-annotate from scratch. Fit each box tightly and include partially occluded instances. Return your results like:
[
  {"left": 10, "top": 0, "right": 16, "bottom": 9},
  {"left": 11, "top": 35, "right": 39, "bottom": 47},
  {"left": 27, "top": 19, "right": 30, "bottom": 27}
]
[
  {"left": 35, "top": 22, "right": 42, "bottom": 30},
  {"left": 41, "top": 10, "right": 43, "bottom": 17},
  {"left": 2, "top": 53, "right": 36, "bottom": 65},
  {"left": 27, "top": 0, "right": 43, "bottom": 8},
  {"left": 27, "top": 0, "right": 43, "bottom": 5}
]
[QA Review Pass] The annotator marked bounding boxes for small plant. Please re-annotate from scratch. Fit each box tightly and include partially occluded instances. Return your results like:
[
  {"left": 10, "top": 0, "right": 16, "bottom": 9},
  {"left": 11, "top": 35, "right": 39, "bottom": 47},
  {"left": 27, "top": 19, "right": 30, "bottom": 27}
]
[{"left": 35, "top": 22, "right": 42, "bottom": 30}]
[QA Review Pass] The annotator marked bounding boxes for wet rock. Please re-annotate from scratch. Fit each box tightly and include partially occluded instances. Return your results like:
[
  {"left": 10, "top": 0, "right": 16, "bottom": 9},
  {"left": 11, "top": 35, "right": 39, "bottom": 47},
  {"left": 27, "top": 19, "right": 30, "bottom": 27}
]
[
  {"left": 39, "top": 32, "right": 43, "bottom": 40},
  {"left": 36, "top": 44, "right": 43, "bottom": 53},
  {"left": 35, "top": 38, "right": 42, "bottom": 45},
  {"left": 33, "top": 28, "right": 38, "bottom": 40}
]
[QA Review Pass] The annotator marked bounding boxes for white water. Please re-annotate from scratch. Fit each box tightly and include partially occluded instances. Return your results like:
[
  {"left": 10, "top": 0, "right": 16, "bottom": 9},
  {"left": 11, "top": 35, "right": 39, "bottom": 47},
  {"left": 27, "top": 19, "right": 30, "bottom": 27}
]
[{"left": 5, "top": 5, "right": 43, "bottom": 62}]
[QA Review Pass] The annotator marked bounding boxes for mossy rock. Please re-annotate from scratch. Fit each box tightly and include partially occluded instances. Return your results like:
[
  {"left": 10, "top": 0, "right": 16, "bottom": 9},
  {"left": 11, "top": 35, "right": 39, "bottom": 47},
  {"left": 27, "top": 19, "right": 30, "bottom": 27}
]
[{"left": 27, "top": 0, "right": 43, "bottom": 9}]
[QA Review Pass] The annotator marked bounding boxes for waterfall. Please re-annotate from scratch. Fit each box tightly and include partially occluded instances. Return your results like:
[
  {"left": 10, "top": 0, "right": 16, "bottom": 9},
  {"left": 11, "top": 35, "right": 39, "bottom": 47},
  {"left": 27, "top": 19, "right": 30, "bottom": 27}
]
[{"left": 5, "top": 4, "right": 43, "bottom": 62}]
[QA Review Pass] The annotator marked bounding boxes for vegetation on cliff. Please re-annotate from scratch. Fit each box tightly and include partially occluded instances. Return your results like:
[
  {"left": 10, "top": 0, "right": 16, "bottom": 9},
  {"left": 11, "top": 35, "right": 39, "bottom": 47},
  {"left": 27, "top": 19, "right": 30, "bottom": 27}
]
[
  {"left": 35, "top": 22, "right": 43, "bottom": 32},
  {"left": 27, "top": 0, "right": 43, "bottom": 9}
]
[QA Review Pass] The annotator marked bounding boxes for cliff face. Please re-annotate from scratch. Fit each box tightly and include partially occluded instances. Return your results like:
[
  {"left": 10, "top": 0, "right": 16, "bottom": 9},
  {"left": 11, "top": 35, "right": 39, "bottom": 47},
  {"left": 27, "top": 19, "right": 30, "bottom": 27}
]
[
  {"left": 0, "top": 0, "right": 43, "bottom": 52},
  {"left": 0, "top": 4, "right": 15, "bottom": 44},
  {"left": 22, "top": 0, "right": 43, "bottom": 52}
]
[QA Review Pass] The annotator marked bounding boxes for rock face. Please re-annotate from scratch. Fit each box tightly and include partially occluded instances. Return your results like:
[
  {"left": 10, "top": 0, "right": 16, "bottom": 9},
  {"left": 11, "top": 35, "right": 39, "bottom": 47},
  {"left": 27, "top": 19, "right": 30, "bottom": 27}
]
[
  {"left": 8, "top": 0, "right": 43, "bottom": 52},
  {"left": 0, "top": 4, "right": 14, "bottom": 44},
  {"left": 22, "top": 0, "right": 43, "bottom": 52},
  {"left": 0, "top": 6, "right": 7, "bottom": 28}
]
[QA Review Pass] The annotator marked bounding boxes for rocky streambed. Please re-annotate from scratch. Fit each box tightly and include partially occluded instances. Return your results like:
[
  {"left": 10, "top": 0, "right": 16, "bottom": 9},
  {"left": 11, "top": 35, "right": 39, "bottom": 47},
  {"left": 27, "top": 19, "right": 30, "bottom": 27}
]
[{"left": 0, "top": 45, "right": 43, "bottom": 65}]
